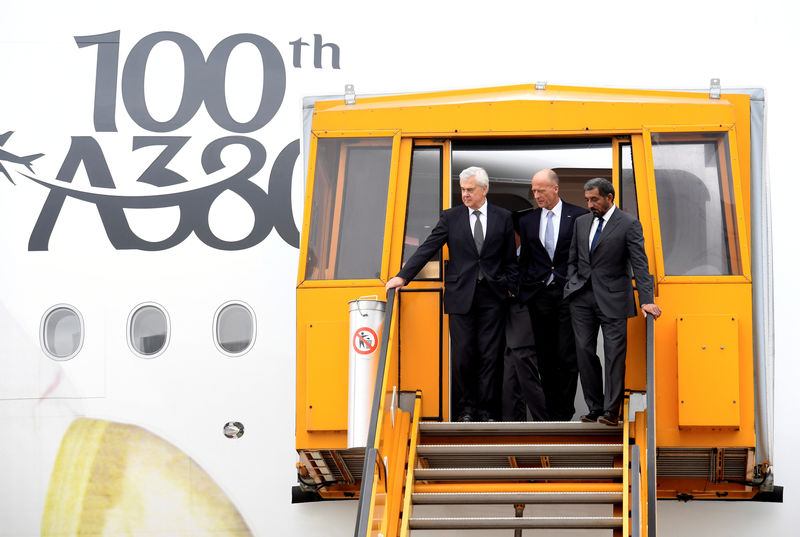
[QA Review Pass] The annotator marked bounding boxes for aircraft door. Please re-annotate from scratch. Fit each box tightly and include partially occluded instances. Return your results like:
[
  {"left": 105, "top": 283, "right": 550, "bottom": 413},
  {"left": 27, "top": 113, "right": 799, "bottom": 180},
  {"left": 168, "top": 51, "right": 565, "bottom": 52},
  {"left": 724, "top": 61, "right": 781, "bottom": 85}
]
[{"left": 396, "top": 140, "right": 450, "bottom": 420}]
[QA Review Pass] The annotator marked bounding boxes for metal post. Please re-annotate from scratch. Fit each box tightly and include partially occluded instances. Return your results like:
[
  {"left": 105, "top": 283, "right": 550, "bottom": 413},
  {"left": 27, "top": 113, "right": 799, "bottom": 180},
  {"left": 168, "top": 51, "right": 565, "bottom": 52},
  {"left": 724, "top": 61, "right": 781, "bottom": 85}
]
[
  {"left": 645, "top": 314, "right": 657, "bottom": 537},
  {"left": 631, "top": 445, "right": 642, "bottom": 537}
]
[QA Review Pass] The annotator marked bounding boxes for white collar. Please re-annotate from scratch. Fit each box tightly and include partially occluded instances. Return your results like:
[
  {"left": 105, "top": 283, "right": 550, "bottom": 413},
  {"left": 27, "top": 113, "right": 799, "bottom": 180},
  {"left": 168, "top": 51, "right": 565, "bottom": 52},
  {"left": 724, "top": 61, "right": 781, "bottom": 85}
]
[
  {"left": 599, "top": 204, "right": 616, "bottom": 222},
  {"left": 470, "top": 200, "right": 488, "bottom": 216},
  {"left": 545, "top": 199, "right": 563, "bottom": 218}
]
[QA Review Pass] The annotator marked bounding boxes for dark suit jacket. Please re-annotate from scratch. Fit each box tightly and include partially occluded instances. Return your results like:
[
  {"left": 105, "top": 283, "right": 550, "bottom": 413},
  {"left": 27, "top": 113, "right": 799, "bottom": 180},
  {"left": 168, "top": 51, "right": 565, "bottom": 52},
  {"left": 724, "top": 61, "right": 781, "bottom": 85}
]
[
  {"left": 518, "top": 200, "right": 587, "bottom": 303},
  {"left": 563, "top": 207, "right": 654, "bottom": 319},
  {"left": 397, "top": 204, "right": 517, "bottom": 314}
]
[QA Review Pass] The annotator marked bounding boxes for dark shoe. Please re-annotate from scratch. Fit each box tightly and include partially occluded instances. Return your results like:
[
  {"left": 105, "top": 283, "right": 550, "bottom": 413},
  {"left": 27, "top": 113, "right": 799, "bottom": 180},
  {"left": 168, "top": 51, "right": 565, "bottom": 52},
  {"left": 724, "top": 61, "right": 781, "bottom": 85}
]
[
  {"left": 456, "top": 412, "right": 473, "bottom": 422},
  {"left": 598, "top": 411, "right": 619, "bottom": 426},
  {"left": 580, "top": 411, "right": 602, "bottom": 423},
  {"left": 476, "top": 412, "right": 495, "bottom": 422}
]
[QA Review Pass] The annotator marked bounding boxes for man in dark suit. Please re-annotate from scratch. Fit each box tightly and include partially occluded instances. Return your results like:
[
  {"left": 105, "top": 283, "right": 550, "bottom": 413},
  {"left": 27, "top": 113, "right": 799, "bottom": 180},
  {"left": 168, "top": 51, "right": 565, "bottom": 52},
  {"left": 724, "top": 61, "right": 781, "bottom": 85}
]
[
  {"left": 386, "top": 166, "right": 517, "bottom": 422},
  {"left": 518, "top": 169, "right": 588, "bottom": 421},
  {"left": 564, "top": 178, "right": 662, "bottom": 426}
]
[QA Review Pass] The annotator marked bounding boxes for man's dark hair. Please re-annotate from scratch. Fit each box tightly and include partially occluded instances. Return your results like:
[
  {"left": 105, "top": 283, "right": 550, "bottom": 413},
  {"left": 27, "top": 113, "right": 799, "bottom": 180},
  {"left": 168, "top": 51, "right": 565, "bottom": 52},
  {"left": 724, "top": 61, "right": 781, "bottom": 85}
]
[{"left": 584, "top": 177, "right": 615, "bottom": 200}]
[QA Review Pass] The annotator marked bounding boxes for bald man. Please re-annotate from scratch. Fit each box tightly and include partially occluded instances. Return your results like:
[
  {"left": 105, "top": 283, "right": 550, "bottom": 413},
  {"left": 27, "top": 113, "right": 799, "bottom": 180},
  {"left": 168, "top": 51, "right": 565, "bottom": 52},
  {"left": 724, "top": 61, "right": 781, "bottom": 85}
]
[{"left": 518, "top": 169, "right": 587, "bottom": 420}]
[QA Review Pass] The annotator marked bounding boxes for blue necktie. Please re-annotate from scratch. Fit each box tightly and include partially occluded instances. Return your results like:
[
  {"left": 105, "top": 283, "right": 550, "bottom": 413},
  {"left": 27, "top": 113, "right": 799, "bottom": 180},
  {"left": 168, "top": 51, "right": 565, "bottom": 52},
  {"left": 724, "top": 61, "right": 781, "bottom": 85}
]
[
  {"left": 590, "top": 217, "right": 604, "bottom": 256},
  {"left": 544, "top": 211, "right": 555, "bottom": 284},
  {"left": 544, "top": 211, "right": 555, "bottom": 260}
]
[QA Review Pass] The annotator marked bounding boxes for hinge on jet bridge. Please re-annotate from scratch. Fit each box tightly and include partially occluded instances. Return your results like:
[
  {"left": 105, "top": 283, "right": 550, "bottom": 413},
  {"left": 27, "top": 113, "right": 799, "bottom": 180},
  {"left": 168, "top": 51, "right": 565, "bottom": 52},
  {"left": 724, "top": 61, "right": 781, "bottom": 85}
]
[
  {"left": 345, "top": 84, "right": 356, "bottom": 105},
  {"left": 710, "top": 78, "right": 721, "bottom": 99}
]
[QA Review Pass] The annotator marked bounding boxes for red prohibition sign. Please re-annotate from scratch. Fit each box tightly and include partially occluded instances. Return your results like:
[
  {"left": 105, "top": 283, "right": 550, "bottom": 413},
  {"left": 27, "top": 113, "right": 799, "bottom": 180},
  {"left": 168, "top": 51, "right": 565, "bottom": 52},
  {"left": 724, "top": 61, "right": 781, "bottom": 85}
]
[{"left": 352, "top": 327, "right": 378, "bottom": 355}]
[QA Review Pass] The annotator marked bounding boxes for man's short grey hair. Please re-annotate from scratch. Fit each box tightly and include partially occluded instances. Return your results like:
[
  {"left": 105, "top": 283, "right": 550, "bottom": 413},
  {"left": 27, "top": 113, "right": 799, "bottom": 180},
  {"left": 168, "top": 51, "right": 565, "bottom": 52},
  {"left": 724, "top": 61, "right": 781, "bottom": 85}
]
[
  {"left": 459, "top": 166, "right": 490, "bottom": 190},
  {"left": 584, "top": 177, "right": 615, "bottom": 200}
]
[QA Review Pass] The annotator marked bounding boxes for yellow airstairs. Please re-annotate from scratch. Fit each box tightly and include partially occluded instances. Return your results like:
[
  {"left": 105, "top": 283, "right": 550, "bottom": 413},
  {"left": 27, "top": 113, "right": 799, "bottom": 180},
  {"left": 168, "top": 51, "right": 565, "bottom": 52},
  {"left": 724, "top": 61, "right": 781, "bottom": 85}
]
[
  {"left": 404, "top": 418, "right": 629, "bottom": 534},
  {"left": 353, "top": 290, "right": 657, "bottom": 537}
]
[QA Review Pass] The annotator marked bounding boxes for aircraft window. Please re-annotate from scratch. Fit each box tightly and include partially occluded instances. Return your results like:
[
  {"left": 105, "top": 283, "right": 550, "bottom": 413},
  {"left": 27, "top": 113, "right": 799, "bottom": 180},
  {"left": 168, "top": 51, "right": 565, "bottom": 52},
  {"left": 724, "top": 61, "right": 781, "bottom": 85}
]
[
  {"left": 619, "top": 142, "right": 638, "bottom": 218},
  {"left": 128, "top": 303, "right": 170, "bottom": 358},
  {"left": 402, "top": 147, "right": 442, "bottom": 279},
  {"left": 214, "top": 302, "right": 256, "bottom": 356},
  {"left": 305, "top": 137, "right": 393, "bottom": 280},
  {"left": 651, "top": 132, "right": 741, "bottom": 276},
  {"left": 40, "top": 305, "right": 84, "bottom": 360}
]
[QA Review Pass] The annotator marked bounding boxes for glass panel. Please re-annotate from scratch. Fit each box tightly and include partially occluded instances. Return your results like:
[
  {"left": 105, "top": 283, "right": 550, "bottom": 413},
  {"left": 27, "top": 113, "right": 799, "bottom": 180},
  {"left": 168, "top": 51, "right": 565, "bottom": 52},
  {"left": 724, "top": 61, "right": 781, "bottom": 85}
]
[
  {"left": 216, "top": 303, "right": 255, "bottom": 354},
  {"left": 42, "top": 307, "right": 82, "bottom": 359},
  {"left": 336, "top": 146, "right": 392, "bottom": 278},
  {"left": 305, "top": 139, "right": 340, "bottom": 280},
  {"left": 130, "top": 305, "right": 168, "bottom": 356},
  {"left": 651, "top": 132, "right": 741, "bottom": 276},
  {"left": 619, "top": 142, "right": 638, "bottom": 219},
  {"left": 402, "top": 147, "right": 442, "bottom": 279},
  {"left": 305, "top": 137, "right": 393, "bottom": 280}
]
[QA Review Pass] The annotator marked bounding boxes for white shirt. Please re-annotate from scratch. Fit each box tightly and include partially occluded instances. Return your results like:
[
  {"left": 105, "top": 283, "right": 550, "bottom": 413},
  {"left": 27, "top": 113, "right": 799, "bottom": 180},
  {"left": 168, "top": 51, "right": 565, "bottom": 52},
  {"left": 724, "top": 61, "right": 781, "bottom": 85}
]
[
  {"left": 538, "top": 199, "right": 563, "bottom": 247},
  {"left": 589, "top": 204, "right": 616, "bottom": 250},
  {"left": 469, "top": 200, "right": 488, "bottom": 240}
]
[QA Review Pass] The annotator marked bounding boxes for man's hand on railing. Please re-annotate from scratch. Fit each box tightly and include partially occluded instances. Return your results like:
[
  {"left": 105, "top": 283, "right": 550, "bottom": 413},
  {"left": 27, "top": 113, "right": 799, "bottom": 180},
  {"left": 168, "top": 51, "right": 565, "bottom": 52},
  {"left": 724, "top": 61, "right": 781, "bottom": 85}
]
[
  {"left": 641, "top": 303, "right": 662, "bottom": 319},
  {"left": 385, "top": 276, "right": 406, "bottom": 291}
]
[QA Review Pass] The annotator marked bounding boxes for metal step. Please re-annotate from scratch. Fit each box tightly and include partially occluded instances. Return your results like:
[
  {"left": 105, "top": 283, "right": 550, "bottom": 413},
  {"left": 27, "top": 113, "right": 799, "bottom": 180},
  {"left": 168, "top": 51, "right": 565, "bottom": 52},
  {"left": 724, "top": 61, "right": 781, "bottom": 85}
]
[
  {"left": 417, "top": 443, "right": 623, "bottom": 456},
  {"left": 413, "top": 482, "right": 623, "bottom": 494},
  {"left": 412, "top": 491, "right": 624, "bottom": 504},
  {"left": 414, "top": 466, "right": 623, "bottom": 481},
  {"left": 417, "top": 443, "right": 622, "bottom": 470},
  {"left": 408, "top": 515, "right": 623, "bottom": 530},
  {"left": 419, "top": 421, "right": 622, "bottom": 437}
]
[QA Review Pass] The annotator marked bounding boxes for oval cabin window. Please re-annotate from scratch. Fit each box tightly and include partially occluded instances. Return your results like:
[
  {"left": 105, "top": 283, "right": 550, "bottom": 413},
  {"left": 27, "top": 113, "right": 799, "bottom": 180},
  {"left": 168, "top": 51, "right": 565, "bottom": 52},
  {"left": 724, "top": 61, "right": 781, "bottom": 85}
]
[
  {"left": 41, "top": 305, "right": 84, "bottom": 360},
  {"left": 128, "top": 303, "right": 170, "bottom": 358},
  {"left": 214, "top": 302, "right": 256, "bottom": 356}
]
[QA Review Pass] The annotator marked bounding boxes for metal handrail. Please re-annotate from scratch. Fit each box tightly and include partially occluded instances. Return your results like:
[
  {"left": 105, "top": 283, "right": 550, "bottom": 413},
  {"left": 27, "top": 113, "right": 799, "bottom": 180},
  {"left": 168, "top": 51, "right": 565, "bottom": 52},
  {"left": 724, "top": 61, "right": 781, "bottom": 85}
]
[
  {"left": 623, "top": 395, "right": 630, "bottom": 537},
  {"left": 399, "top": 391, "right": 423, "bottom": 537},
  {"left": 354, "top": 288, "right": 397, "bottom": 537},
  {"left": 645, "top": 313, "right": 657, "bottom": 537},
  {"left": 631, "top": 444, "right": 642, "bottom": 537}
]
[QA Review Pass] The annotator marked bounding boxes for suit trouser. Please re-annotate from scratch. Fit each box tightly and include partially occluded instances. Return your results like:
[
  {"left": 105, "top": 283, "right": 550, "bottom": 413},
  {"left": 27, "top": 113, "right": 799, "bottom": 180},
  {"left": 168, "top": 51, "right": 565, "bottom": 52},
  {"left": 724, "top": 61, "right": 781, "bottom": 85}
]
[
  {"left": 502, "top": 302, "right": 548, "bottom": 421},
  {"left": 527, "top": 282, "right": 579, "bottom": 421},
  {"left": 502, "top": 345, "right": 549, "bottom": 421},
  {"left": 449, "top": 279, "right": 506, "bottom": 419},
  {"left": 569, "top": 286, "right": 628, "bottom": 415}
]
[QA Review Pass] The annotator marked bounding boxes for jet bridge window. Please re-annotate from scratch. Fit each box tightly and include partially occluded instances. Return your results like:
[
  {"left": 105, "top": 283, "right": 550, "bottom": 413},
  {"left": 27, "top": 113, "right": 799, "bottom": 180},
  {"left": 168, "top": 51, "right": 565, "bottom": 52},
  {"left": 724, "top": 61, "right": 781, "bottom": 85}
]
[
  {"left": 651, "top": 132, "right": 742, "bottom": 276},
  {"left": 402, "top": 147, "right": 442, "bottom": 279},
  {"left": 305, "top": 137, "right": 393, "bottom": 280},
  {"left": 619, "top": 141, "right": 638, "bottom": 219}
]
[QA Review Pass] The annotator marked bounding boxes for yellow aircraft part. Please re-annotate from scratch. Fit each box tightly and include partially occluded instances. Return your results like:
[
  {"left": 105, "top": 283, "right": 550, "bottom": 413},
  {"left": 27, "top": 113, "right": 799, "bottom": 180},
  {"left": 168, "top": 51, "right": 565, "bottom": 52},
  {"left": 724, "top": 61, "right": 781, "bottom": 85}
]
[
  {"left": 296, "top": 84, "right": 760, "bottom": 502},
  {"left": 42, "top": 418, "right": 251, "bottom": 537}
]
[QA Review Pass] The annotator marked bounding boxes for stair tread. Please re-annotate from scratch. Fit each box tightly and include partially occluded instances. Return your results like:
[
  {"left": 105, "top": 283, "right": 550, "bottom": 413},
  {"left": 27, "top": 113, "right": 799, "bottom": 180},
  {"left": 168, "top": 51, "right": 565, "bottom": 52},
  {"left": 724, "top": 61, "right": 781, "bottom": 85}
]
[
  {"left": 412, "top": 491, "right": 624, "bottom": 504},
  {"left": 415, "top": 466, "right": 623, "bottom": 480},
  {"left": 413, "top": 483, "right": 624, "bottom": 493},
  {"left": 420, "top": 421, "right": 622, "bottom": 437},
  {"left": 417, "top": 443, "right": 623, "bottom": 453},
  {"left": 408, "top": 515, "right": 623, "bottom": 529}
]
